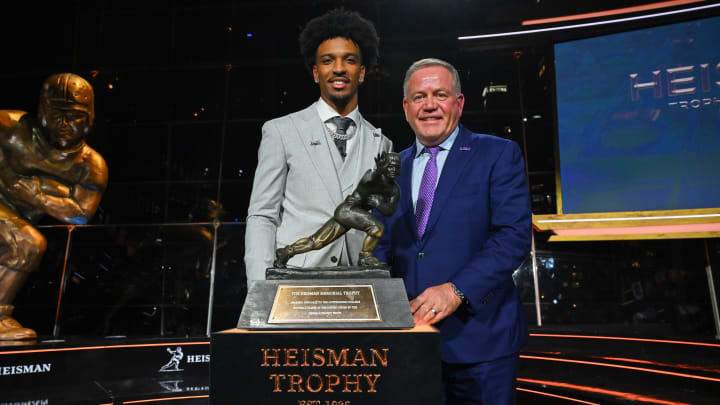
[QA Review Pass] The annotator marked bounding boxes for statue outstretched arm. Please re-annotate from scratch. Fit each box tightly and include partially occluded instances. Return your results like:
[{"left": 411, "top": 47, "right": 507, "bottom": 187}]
[
  {"left": 8, "top": 152, "right": 108, "bottom": 224},
  {"left": 371, "top": 188, "right": 399, "bottom": 216}
]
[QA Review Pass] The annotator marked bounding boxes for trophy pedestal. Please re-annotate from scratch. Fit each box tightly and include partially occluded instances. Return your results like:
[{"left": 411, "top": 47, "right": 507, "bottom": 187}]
[
  {"left": 210, "top": 326, "right": 441, "bottom": 404},
  {"left": 223, "top": 266, "right": 432, "bottom": 403}
]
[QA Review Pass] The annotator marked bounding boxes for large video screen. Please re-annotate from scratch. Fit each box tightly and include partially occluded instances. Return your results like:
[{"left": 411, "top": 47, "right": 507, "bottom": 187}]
[{"left": 554, "top": 15, "right": 720, "bottom": 214}]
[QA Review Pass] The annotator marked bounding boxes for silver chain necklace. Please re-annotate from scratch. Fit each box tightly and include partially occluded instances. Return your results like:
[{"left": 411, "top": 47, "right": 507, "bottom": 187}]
[{"left": 323, "top": 121, "right": 356, "bottom": 141}]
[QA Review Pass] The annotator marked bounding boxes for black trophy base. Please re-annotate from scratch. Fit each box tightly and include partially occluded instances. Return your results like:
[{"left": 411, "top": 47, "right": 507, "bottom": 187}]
[
  {"left": 210, "top": 326, "right": 442, "bottom": 405},
  {"left": 237, "top": 278, "right": 414, "bottom": 330},
  {"left": 266, "top": 265, "right": 391, "bottom": 280}
]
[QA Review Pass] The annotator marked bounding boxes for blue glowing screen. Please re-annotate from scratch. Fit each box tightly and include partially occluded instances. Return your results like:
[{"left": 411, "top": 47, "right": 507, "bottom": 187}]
[{"left": 554, "top": 16, "right": 720, "bottom": 213}]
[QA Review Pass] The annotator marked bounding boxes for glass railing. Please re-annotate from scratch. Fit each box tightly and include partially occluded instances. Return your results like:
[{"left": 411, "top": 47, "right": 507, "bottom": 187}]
[
  {"left": 15, "top": 222, "right": 246, "bottom": 339},
  {"left": 13, "top": 224, "right": 719, "bottom": 341}
]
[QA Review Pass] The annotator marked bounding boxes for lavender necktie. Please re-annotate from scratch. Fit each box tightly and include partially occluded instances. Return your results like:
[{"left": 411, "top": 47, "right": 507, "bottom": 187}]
[{"left": 416, "top": 146, "right": 440, "bottom": 239}]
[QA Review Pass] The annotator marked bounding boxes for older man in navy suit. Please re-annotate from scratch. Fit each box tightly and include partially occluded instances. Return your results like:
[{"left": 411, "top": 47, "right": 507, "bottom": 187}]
[{"left": 375, "top": 58, "right": 531, "bottom": 404}]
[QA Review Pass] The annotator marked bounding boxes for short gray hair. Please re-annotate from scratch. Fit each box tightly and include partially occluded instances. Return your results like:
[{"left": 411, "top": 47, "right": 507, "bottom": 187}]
[{"left": 403, "top": 58, "right": 461, "bottom": 99}]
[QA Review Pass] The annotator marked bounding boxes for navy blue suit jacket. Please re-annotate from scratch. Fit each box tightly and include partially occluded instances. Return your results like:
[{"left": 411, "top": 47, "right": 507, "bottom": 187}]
[{"left": 375, "top": 125, "right": 532, "bottom": 363}]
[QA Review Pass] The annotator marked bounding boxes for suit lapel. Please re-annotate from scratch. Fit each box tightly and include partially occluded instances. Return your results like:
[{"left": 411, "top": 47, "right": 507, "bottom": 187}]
[
  {"left": 291, "top": 104, "right": 343, "bottom": 206},
  {"left": 399, "top": 144, "right": 418, "bottom": 241},
  {"left": 420, "top": 126, "right": 475, "bottom": 248}
]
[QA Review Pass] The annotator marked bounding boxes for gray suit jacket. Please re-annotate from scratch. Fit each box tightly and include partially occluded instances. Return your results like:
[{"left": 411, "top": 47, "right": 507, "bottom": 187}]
[{"left": 244, "top": 103, "right": 393, "bottom": 282}]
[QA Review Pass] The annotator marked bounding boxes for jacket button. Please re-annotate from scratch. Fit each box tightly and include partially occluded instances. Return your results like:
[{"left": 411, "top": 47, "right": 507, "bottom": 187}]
[
  {"left": 418, "top": 252, "right": 424, "bottom": 258},
  {"left": 331, "top": 256, "right": 338, "bottom": 263}
]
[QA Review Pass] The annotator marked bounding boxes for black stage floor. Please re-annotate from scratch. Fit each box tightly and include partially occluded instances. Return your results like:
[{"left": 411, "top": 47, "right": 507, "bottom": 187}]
[
  {"left": 518, "top": 330, "right": 720, "bottom": 404},
  {"left": 0, "top": 336, "right": 210, "bottom": 404},
  {"left": 1, "top": 331, "right": 718, "bottom": 404}
]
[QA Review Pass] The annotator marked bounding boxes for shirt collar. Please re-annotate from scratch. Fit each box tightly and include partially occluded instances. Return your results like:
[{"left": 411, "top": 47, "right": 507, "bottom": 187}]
[
  {"left": 316, "top": 97, "right": 360, "bottom": 125},
  {"left": 414, "top": 125, "right": 460, "bottom": 158}
]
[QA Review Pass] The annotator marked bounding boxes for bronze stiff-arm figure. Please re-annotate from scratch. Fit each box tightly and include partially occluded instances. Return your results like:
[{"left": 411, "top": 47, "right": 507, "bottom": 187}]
[
  {"left": 275, "top": 152, "right": 401, "bottom": 268},
  {"left": 0, "top": 73, "right": 108, "bottom": 340}
]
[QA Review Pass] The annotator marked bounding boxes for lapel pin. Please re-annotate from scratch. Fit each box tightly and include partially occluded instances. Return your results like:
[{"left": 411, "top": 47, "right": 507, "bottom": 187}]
[
  {"left": 460, "top": 146, "right": 471, "bottom": 151},
  {"left": 310, "top": 140, "right": 321, "bottom": 146},
  {"left": 373, "top": 132, "right": 380, "bottom": 137}
]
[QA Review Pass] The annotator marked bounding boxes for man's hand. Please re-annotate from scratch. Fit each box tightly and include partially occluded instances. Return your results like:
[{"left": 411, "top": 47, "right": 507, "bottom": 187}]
[
  {"left": 409, "top": 282, "right": 462, "bottom": 326},
  {"left": 11, "top": 176, "right": 42, "bottom": 203},
  {"left": 367, "top": 194, "right": 381, "bottom": 209}
]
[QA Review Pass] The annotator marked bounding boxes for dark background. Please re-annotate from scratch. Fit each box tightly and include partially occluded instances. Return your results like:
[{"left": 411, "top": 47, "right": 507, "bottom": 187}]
[{"left": 1, "top": 0, "right": 719, "bottom": 340}]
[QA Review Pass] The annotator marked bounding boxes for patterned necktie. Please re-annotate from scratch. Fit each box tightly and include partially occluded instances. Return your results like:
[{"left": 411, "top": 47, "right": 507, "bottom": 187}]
[
  {"left": 416, "top": 146, "right": 440, "bottom": 239},
  {"left": 326, "top": 116, "right": 354, "bottom": 160}
]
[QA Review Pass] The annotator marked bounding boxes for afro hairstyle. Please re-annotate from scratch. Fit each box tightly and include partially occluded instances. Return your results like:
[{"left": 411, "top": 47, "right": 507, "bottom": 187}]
[{"left": 299, "top": 8, "right": 379, "bottom": 74}]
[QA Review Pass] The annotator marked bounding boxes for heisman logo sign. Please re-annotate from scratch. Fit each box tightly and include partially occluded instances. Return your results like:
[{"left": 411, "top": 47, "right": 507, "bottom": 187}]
[
  {"left": 629, "top": 62, "right": 720, "bottom": 110},
  {"left": 159, "top": 347, "right": 184, "bottom": 372}
]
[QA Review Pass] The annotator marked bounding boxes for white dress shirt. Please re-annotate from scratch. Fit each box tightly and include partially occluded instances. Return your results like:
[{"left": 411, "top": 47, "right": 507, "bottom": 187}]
[{"left": 315, "top": 97, "right": 360, "bottom": 158}]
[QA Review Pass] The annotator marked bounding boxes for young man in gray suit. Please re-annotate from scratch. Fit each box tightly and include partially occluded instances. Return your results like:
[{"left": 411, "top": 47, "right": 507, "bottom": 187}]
[{"left": 244, "top": 9, "right": 393, "bottom": 282}]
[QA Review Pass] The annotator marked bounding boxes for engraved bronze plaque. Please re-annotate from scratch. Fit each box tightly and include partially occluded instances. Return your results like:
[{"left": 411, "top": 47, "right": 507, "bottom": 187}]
[{"left": 268, "top": 284, "right": 381, "bottom": 323}]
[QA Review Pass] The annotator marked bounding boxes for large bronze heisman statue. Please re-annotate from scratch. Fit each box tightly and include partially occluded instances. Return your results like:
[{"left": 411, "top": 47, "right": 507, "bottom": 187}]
[
  {"left": 274, "top": 152, "right": 400, "bottom": 268},
  {"left": 0, "top": 73, "right": 108, "bottom": 340}
]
